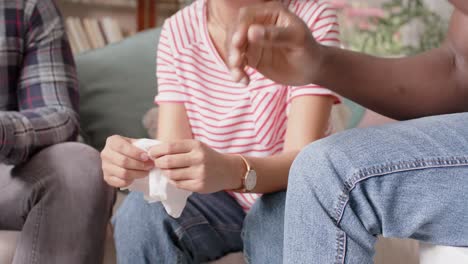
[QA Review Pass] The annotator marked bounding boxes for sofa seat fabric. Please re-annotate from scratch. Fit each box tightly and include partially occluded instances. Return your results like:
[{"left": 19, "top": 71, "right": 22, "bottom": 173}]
[{"left": 0, "top": 229, "right": 420, "bottom": 264}]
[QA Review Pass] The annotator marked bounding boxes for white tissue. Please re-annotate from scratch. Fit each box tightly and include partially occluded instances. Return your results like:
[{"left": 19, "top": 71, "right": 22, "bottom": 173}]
[{"left": 123, "top": 139, "right": 192, "bottom": 218}]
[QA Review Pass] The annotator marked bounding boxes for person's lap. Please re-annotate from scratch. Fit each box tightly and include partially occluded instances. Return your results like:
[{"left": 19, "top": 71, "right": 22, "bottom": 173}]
[
  {"left": 0, "top": 142, "right": 114, "bottom": 264},
  {"left": 113, "top": 191, "right": 246, "bottom": 264},
  {"left": 113, "top": 113, "right": 468, "bottom": 263},
  {"left": 243, "top": 191, "right": 286, "bottom": 264},
  {"left": 282, "top": 112, "right": 468, "bottom": 263}
]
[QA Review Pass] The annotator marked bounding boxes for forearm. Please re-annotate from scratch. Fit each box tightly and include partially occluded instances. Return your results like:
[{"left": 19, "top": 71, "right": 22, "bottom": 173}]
[
  {"left": 229, "top": 96, "right": 332, "bottom": 194},
  {"left": 1, "top": 0, "right": 81, "bottom": 165},
  {"left": 314, "top": 44, "right": 464, "bottom": 120},
  {"left": 243, "top": 151, "right": 298, "bottom": 193},
  {"left": 0, "top": 107, "right": 79, "bottom": 165}
]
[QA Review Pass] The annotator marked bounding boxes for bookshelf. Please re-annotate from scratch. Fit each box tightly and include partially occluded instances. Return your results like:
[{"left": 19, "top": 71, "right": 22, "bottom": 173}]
[
  {"left": 57, "top": 0, "right": 183, "bottom": 54},
  {"left": 138, "top": 0, "right": 184, "bottom": 30}
]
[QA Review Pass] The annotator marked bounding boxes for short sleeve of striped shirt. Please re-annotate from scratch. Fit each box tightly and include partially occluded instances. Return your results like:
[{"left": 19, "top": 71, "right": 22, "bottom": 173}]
[
  {"left": 288, "top": 0, "right": 341, "bottom": 104},
  {"left": 155, "top": 23, "right": 188, "bottom": 104}
]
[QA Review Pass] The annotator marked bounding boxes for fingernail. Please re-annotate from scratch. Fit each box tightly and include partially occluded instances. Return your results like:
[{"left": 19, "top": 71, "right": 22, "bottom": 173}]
[
  {"left": 249, "top": 26, "right": 265, "bottom": 42},
  {"left": 229, "top": 53, "right": 237, "bottom": 67},
  {"left": 232, "top": 31, "right": 241, "bottom": 45},
  {"left": 140, "top": 153, "right": 149, "bottom": 161}
]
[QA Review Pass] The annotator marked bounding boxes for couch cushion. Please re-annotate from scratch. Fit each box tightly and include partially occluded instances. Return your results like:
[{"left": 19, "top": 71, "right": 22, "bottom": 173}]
[
  {"left": 76, "top": 29, "right": 161, "bottom": 150},
  {"left": 342, "top": 98, "right": 365, "bottom": 129}
]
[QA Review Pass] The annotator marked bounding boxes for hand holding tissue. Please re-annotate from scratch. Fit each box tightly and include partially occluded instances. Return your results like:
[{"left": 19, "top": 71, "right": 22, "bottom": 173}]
[{"left": 123, "top": 139, "right": 192, "bottom": 218}]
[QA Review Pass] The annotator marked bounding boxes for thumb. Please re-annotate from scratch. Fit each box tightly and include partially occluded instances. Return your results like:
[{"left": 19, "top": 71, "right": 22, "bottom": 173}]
[{"left": 248, "top": 24, "right": 304, "bottom": 47}]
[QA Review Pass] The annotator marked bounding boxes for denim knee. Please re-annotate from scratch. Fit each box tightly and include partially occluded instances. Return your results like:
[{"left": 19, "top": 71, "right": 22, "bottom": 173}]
[
  {"left": 291, "top": 140, "right": 335, "bottom": 187},
  {"left": 113, "top": 192, "right": 174, "bottom": 250},
  {"left": 243, "top": 192, "right": 286, "bottom": 264}
]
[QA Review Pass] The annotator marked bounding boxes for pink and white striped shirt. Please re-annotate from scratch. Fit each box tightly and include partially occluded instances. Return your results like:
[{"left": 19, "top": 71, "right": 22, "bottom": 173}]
[{"left": 155, "top": 0, "right": 341, "bottom": 211}]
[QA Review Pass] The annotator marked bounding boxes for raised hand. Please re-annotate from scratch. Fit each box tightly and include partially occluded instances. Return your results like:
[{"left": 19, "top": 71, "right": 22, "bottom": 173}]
[{"left": 227, "top": 1, "right": 321, "bottom": 86}]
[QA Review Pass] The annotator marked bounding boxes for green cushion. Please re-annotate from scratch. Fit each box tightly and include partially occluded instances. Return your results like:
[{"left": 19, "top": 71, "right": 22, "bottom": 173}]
[
  {"left": 343, "top": 98, "right": 365, "bottom": 129},
  {"left": 76, "top": 28, "right": 161, "bottom": 150}
]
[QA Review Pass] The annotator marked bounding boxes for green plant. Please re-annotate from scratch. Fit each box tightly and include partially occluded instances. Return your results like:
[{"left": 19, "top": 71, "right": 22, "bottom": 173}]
[{"left": 343, "top": 0, "right": 448, "bottom": 56}]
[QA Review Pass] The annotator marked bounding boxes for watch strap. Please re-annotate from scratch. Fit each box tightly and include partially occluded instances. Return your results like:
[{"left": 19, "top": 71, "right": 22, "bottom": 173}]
[{"left": 230, "top": 154, "right": 251, "bottom": 193}]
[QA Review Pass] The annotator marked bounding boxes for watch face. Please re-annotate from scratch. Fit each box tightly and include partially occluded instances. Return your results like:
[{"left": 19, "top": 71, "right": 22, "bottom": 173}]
[{"left": 245, "top": 170, "right": 257, "bottom": 191}]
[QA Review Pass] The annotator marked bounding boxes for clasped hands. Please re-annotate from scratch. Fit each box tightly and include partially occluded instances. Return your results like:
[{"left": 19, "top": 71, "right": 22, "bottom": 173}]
[{"left": 101, "top": 136, "right": 243, "bottom": 194}]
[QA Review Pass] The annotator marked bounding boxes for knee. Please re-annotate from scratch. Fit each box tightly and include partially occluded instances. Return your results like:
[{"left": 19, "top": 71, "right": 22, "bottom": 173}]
[
  {"left": 289, "top": 132, "right": 358, "bottom": 192},
  {"left": 37, "top": 143, "right": 114, "bottom": 207},
  {"left": 290, "top": 139, "right": 334, "bottom": 190},
  {"left": 113, "top": 193, "right": 170, "bottom": 249},
  {"left": 244, "top": 192, "right": 286, "bottom": 232},
  {"left": 243, "top": 192, "right": 286, "bottom": 262}
]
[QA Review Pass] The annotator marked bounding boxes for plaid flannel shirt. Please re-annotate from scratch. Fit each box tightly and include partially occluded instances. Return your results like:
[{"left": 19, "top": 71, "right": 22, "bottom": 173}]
[{"left": 0, "top": 0, "right": 79, "bottom": 165}]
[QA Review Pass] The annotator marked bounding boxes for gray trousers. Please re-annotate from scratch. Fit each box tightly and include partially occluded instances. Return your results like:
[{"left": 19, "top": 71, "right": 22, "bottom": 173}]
[{"left": 0, "top": 143, "right": 115, "bottom": 264}]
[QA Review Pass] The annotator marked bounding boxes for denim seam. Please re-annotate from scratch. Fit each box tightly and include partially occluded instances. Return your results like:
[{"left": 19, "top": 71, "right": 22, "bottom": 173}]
[
  {"left": 331, "top": 156, "right": 468, "bottom": 264},
  {"left": 211, "top": 224, "right": 243, "bottom": 233},
  {"left": 174, "top": 216, "right": 209, "bottom": 239},
  {"left": 334, "top": 231, "right": 346, "bottom": 264},
  {"left": 175, "top": 221, "right": 242, "bottom": 238},
  {"left": 241, "top": 228, "right": 252, "bottom": 264}
]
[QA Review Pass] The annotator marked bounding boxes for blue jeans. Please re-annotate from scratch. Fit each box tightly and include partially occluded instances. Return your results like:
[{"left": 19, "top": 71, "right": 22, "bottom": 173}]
[
  {"left": 282, "top": 113, "right": 468, "bottom": 263},
  {"left": 113, "top": 190, "right": 285, "bottom": 264}
]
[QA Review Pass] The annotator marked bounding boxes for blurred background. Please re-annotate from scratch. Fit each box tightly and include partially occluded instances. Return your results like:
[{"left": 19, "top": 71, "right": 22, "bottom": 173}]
[
  {"left": 333, "top": 0, "right": 451, "bottom": 56},
  {"left": 58, "top": 0, "right": 452, "bottom": 56},
  {"left": 57, "top": 0, "right": 184, "bottom": 54}
]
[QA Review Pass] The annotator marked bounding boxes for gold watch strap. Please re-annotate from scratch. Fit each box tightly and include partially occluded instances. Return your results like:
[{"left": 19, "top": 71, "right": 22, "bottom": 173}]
[{"left": 230, "top": 154, "right": 251, "bottom": 193}]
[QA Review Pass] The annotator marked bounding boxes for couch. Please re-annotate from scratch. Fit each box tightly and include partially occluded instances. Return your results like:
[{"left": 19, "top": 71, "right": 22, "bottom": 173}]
[{"left": 0, "top": 28, "right": 464, "bottom": 264}]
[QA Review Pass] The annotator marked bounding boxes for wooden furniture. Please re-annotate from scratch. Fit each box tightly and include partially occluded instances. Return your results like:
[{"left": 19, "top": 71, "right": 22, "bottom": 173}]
[
  {"left": 137, "top": 0, "right": 181, "bottom": 31},
  {"left": 59, "top": 0, "right": 181, "bottom": 34},
  {"left": 137, "top": 0, "right": 156, "bottom": 31}
]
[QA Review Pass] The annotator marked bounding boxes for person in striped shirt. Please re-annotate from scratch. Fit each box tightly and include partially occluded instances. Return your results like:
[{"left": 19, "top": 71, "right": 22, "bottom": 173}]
[{"left": 102, "top": 0, "right": 345, "bottom": 263}]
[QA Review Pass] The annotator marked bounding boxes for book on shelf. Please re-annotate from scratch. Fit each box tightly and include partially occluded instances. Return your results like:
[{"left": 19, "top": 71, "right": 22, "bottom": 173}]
[
  {"left": 65, "top": 16, "right": 124, "bottom": 54},
  {"left": 83, "top": 18, "right": 106, "bottom": 49},
  {"left": 101, "top": 17, "right": 124, "bottom": 44}
]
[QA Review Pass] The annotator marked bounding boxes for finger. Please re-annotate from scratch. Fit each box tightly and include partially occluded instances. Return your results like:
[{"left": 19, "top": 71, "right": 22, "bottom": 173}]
[
  {"left": 231, "top": 1, "right": 288, "bottom": 46},
  {"left": 227, "top": 2, "right": 286, "bottom": 84},
  {"left": 228, "top": 51, "right": 250, "bottom": 85},
  {"left": 161, "top": 168, "right": 193, "bottom": 181},
  {"left": 148, "top": 140, "right": 198, "bottom": 159},
  {"left": 227, "top": 25, "right": 250, "bottom": 84},
  {"left": 229, "top": 1, "right": 285, "bottom": 50},
  {"left": 101, "top": 150, "right": 154, "bottom": 171},
  {"left": 107, "top": 135, "right": 149, "bottom": 162},
  {"left": 248, "top": 24, "right": 305, "bottom": 47},
  {"left": 102, "top": 162, "right": 148, "bottom": 181},
  {"left": 230, "top": 68, "right": 250, "bottom": 86},
  {"left": 244, "top": 41, "right": 264, "bottom": 70},
  {"left": 171, "top": 179, "right": 201, "bottom": 193},
  {"left": 104, "top": 175, "right": 133, "bottom": 189},
  {"left": 154, "top": 153, "right": 194, "bottom": 170},
  {"left": 227, "top": 8, "right": 269, "bottom": 83}
]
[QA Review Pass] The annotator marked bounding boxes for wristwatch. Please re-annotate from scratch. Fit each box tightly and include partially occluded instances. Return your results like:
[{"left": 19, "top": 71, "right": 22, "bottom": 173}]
[{"left": 232, "top": 154, "right": 257, "bottom": 193}]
